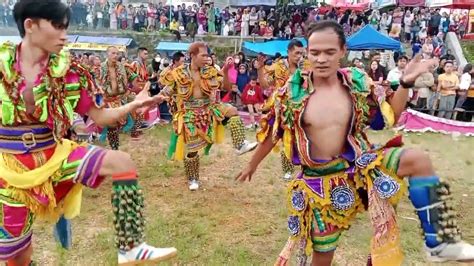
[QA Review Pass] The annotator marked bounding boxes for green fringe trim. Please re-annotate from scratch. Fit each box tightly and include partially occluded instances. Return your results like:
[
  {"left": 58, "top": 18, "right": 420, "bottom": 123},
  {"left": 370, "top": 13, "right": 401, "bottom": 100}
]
[{"left": 167, "top": 131, "right": 178, "bottom": 159}]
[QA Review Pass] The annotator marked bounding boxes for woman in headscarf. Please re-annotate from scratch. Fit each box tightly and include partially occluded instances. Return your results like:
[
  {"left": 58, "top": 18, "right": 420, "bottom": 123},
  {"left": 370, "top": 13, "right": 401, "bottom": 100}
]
[
  {"left": 379, "top": 13, "right": 390, "bottom": 35},
  {"left": 236, "top": 63, "right": 250, "bottom": 94}
]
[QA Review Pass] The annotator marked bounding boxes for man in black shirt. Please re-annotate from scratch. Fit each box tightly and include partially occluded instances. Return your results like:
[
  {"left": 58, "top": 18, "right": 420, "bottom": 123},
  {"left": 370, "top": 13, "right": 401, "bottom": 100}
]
[{"left": 428, "top": 9, "right": 442, "bottom": 36}]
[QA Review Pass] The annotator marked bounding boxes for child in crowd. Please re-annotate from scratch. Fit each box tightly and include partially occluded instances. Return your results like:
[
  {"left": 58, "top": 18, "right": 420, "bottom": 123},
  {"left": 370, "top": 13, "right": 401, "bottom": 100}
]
[{"left": 241, "top": 76, "right": 265, "bottom": 129}]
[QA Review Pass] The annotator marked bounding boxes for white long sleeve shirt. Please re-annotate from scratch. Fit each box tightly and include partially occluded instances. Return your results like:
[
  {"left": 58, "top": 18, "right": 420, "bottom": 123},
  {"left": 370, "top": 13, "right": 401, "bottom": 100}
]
[{"left": 459, "top": 72, "right": 472, "bottom": 90}]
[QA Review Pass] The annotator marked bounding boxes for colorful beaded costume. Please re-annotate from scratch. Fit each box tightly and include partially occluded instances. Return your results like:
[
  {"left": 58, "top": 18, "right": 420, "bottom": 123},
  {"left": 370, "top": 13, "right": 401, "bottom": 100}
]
[
  {"left": 159, "top": 63, "right": 252, "bottom": 186},
  {"left": 0, "top": 42, "right": 150, "bottom": 261},
  {"left": 98, "top": 60, "right": 137, "bottom": 149},
  {"left": 258, "top": 67, "right": 408, "bottom": 265},
  {"left": 159, "top": 64, "right": 229, "bottom": 160}
]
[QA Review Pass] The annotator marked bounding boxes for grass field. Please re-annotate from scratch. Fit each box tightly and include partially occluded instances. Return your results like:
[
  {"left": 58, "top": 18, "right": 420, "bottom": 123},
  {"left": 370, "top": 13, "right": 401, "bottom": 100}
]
[{"left": 30, "top": 127, "right": 474, "bottom": 266}]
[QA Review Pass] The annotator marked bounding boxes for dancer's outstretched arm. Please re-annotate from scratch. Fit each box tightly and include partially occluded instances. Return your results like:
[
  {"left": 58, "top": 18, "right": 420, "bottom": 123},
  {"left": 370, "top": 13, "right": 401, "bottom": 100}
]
[
  {"left": 235, "top": 135, "right": 276, "bottom": 182},
  {"left": 88, "top": 89, "right": 166, "bottom": 127}
]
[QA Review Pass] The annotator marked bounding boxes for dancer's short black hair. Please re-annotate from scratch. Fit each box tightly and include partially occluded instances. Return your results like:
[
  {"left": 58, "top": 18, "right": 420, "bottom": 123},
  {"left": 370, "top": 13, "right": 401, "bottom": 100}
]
[
  {"left": 14, "top": 0, "right": 71, "bottom": 38},
  {"left": 287, "top": 39, "right": 304, "bottom": 51},
  {"left": 306, "top": 21, "right": 346, "bottom": 48},
  {"left": 172, "top": 52, "right": 185, "bottom": 64},
  {"left": 138, "top": 47, "right": 148, "bottom": 53},
  {"left": 463, "top": 63, "right": 472, "bottom": 74},
  {"left": 398, "top": 55, "right": 409, "bottom": 62}
]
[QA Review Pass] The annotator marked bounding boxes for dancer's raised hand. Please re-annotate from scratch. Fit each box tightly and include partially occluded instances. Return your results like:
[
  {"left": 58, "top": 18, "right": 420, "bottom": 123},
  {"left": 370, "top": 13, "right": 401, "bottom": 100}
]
[
  {"left": 222, "top": 57, "right": 234, "bottom": 70},
  {"left": 401, "top": 54, "right": 439, "bottom": 84}
]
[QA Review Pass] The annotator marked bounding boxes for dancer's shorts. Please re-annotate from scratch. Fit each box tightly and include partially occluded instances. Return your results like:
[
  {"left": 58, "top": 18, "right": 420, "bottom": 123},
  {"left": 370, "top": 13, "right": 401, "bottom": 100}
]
[
  {"left": 0, "top": 136, "right": 107, "bottom": 260},
  {"left": 287, "top": 147, "right": 406, "bottom": 253}
]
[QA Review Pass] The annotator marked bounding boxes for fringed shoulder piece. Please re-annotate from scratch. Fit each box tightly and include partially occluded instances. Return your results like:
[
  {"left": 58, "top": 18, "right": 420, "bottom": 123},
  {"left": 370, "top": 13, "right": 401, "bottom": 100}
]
[{"left": 0, "top": 42, "right": 17, "bottom": 84}]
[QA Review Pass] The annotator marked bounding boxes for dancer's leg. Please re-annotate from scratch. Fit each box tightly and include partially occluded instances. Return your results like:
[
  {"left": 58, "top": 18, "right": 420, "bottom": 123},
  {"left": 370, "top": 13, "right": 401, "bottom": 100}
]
[
  {"left": 311, "top": 251, "right": 335, "bottom": 266},
  {"left": 397, "top": 148, "right": 474, "bottom": 261},
  {"left": 310, "top": 210, "right": 342, "bottom": 266},
  {"left": 280, "top": 150, "right": 295, "bottom": 181},
  {"left": 6, "top": 244, "right": 32, "bottom": 266},
  {"left": 247, "top": 104, "right": 256, "bottom": 126},
  {"left": 107, "top": 127, "right": 120, "bottom": 150},
  {"left": 221, "top": 104, "right": 257, "bottom": 154},
  {"left": 130, "top": 114, "right": 142, "bottom": 139},
  {"left": 99, "top": 150, "right": 177, "bottom": 264},
  {"left": 184, "top": 152, "right": 200, "bottom": 191}
]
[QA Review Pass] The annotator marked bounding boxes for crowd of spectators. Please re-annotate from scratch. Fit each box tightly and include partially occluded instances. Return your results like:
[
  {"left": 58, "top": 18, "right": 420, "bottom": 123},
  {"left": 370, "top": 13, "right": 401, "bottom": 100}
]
[
  {"left": 3, "top": 0, "right": 473, "bottom": 121},
  {"left": 352, "top": 50, "right": 474, "bottom": 122},
  {"left": 28, "top": 1, "right": 467, "bottom": 43}
]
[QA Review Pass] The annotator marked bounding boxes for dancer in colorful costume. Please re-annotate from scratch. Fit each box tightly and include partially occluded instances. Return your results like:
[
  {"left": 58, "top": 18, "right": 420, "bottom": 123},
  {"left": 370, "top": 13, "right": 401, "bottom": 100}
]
[
  {"left": 129, "top": 47, "right": 150, "bottom": 136},
  {"left": 0, "top": 1, "right": 176, "bottom": 264},
  {"left": 98, "top": 46, "right": 138, "bottom": 150},
  {"left": 237, "top": 21, "right": 474, "bottom": 265},
  {"left": 158, "top": 42, "right": 258, "bottom": 191},
  {"left": 257, "top": 39, "right": 306, "bottom": 181}
]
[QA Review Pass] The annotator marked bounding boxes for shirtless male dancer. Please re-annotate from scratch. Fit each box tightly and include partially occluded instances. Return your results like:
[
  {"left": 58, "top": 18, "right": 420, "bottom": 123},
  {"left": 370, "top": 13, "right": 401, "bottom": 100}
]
[
  {"left": 98, "top": 46, "right": 138, "bottom": 150},
  {"left": 237, "top": 21, "right": 474, "bottom": 265}
]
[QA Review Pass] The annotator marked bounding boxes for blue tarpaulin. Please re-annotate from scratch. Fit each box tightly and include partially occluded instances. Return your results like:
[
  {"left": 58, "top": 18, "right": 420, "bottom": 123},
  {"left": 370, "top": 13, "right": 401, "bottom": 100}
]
[
  {"left": 67, "top": 35, "right": 79, "bottom": 43},
  {"left": 76, "top": 36, "right": 135, "bottom": 47},
  {"left": 243, "top": 27, "right": 401, "bottom": 57},
  {"left": 347, "top": 25, "right": 401, "bottom": 51},
  {"left": 155, "top": 42, "right": 191, "bottom": 52},
  {"left": 243, "top": 38, "right": 307, "bottom": 57}
]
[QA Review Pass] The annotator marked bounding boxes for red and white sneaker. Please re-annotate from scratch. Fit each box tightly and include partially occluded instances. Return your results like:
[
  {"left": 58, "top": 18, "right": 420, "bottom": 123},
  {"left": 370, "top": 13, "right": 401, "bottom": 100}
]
[{"left": 118, "top": 243, "right": 177, "bottom": 265}]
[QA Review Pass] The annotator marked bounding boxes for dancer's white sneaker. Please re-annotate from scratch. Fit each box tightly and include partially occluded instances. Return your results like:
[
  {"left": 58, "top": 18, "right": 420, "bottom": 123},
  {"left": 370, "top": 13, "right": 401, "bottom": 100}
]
[
  {"left": 282, "top": 172, "right": 293, "bottom": 181},
  {"left": 118, "top": 242, "right": 177, "bottom": 265},
  {"left": 426, "top": 241, "right": 474, "bottom": 262},
  {"left": 236, "top": 140, "right": 258, "bottom": 155},
  {"left": 189, "top": 180, "right": 199, "bottom": 191}
]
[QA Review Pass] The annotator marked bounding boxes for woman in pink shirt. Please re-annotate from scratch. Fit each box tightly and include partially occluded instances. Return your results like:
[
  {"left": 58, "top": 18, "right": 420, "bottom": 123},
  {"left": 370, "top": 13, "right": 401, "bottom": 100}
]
[
  {"left": 422, "top": 37, "right": 434, "bottom": 59},
  {"left": 146, "top": 4, "right": 156, "bottom": 31}
]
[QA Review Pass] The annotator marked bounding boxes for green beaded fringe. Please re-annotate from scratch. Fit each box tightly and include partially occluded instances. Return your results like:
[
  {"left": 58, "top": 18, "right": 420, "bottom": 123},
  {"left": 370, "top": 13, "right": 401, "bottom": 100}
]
[
  {"left": 229, "top": 117, "right": 245, "bottom": 149},
  {"left": 112, "top": 181, "right": 145, "bottom": 251}
]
